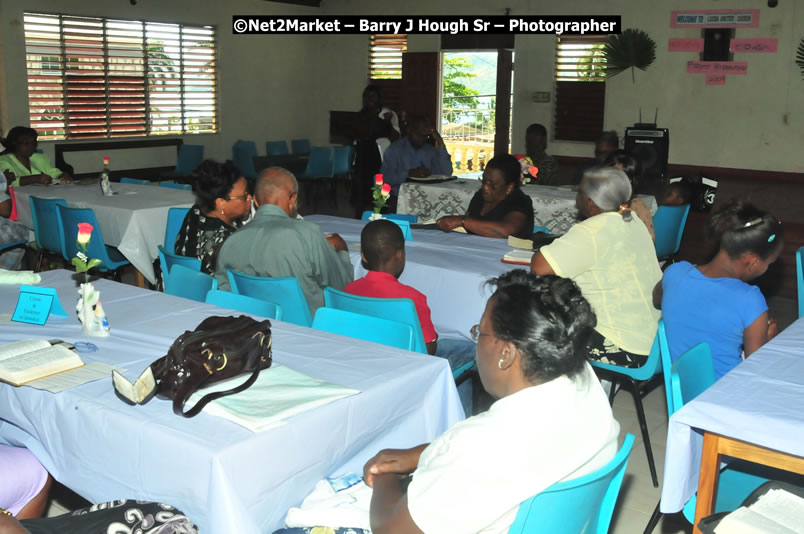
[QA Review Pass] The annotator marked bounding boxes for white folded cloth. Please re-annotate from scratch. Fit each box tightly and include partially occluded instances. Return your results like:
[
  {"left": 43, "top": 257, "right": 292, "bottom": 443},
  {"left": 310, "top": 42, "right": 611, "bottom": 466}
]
[
  {"left": 0, "top": 269, "right": 41, "bottom": 285},
  {"left": 284, "top": 478, "right": 372, "bottom": 531}
]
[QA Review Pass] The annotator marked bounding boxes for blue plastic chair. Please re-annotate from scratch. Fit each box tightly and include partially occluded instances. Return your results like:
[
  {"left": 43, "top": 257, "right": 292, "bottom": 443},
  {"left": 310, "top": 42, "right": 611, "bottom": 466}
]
[
  {"left": 120, "top": 177, "right": 151, "bottom": 185},
  {"left": 291, "top": 139, "right": 311, "bottom": 155},
  {"left": 266, "top": 141, "right": 289, "bottom": 156},
  {"left": 159, "top": 182, "right": 192, "bottom": 191},
  {"left": 227, "top": 271, "right": 312, "bottom": 327},
  {"left": 302, "top": 147, "right": 334, "bottom": 179},
  {"left": 175, "top": 144, "right": 204, "bottom": 176},
  {"left": 158, "top": 245, "right": 202, "bottom": 292},
  {"left": 508, "top": 434, "right": 635, "bottom": 534},
  {"left": 164, "top": 207, "right": 191, "bottom": 249},
  {"left": 796, "top": 246, "right": 803, "bottom": 318},
  {"left": 205, "top": 289, "right": 282, "bottom": 320},
  {"left": 30, "top": 197, "right": 67, "bottom": 270},
  {"left": 56, "top": 205, "right": 130, "bottom": 277},
  {"left": 164, "top": 264, "right": 217, "bottom": 302},
  {"left": 360, "top": 211, "right": 419, "bottom": 224},
  {"left": 232, "top": 140, "right": 258, "bottom": 179},
  {"left": 533, "top": 225, "right": 550, "bottom": 233},
  {"left": 653, "top": 204, "right": 691, "bottom": 260},
  {"left": 590, "top": 332, "right": 662, "bottom": 487},
  {"left": 312, "top": 307, "right": 415, "bottom": 351},
  {"left": 332, "top": 145, "right": 354, "bottom": 177}
]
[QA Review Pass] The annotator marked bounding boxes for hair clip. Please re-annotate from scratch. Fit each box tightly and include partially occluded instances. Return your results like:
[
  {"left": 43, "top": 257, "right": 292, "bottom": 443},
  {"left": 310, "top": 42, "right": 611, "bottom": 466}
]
[
  {"left": 768, "top": 234, "right": 776, "bottom": 243},
  {"left": 743, "top": 218, "right": 763, "bottom": 228}
]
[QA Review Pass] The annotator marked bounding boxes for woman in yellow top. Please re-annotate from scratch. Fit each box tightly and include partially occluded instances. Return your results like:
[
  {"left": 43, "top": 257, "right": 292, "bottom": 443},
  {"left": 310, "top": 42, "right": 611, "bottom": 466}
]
[
  {"left": 530, "top": 166, "right": 662, "bottom": 367},
  {"left": 0, "top": 127, "right": 72, "bottom": 187}
]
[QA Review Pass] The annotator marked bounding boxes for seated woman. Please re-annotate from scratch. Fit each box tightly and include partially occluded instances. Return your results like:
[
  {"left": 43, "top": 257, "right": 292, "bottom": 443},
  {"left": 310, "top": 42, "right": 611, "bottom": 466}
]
[
  {"left": 605, "top": 150, "right": 655, "bottom": 241},
  {"left": 436, "top": 154, "right": 534, "bottom": 239},
  {"left": 1, "top": 173, "right": 30, "bottom": 270},
  {"left": 0, "top": 127, "right": 72, "bottom": 187},
  {"left": 531, "top": 167, "right": 662, "bottom": 367},
  {"left": 656, "top": 200, "right": 783, "bottom": 378},
  {"left": 174, "top": 160, "right": 252, "bottom": 274}
]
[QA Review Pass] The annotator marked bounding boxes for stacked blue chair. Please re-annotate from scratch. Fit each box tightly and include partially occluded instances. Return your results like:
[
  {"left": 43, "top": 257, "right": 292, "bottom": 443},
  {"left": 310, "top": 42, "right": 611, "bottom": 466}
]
[
  {"left": 164, "top": 207, "right": 191, "bottom": 249},
  {"left": 590, "top": 333, "right": 662, "bottom": 487},
  {"left": 164, "top": 264, "right": 217, "bottom": 302},
  {"left": 158, "top": 245, "right": 202, "bottom": 294},
  {"left": 300, "top": 146, "right": 335, "bottom": 212},
  {"left": 653, "top": 204, "right": 691, "bottom": 261},
  {"left": 332, "top": 145, "right": 354, "bottom": 178},
  {"left": 30, "top": 197, "right": 67, "bottom": 271},
  {"left": 159, "top": 182, "right": 192, "bottom": 191},
  {"left": 291, "top": 139, "right": 311, "bottom": 155},
  {"left": 56, "top": 205, "right": 130, "bottom": 279},
  {"left": 508, "top": 434, "right": 635, "bottom": 534},
  {"left": 266, "top": 141, "right": 290, "bottom": 156},
  {"left": 120, "top": 177, "right": 151, "bottom": 185},
  {"left": 232, "top": 140, "right": 258, "bottom": 179},
  {"left": 796, "top": 247, "right": 803, "bottom": 318},
  {"left": 312, "top": 307, "right": 414, "bottom": 351},
  {"left": 161, "top": 144, "right": 204, "bottom": 180},
  {"left": 205, "top": 289, "right": 282, "bottom": 320},
  {"left": 228, "top": 271, "right": 312, "bottom": 327}
]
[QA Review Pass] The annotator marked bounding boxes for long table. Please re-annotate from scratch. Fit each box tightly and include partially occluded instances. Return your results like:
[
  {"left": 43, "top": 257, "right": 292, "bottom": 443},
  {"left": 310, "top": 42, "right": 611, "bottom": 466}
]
[
  {"left": 306, "top": 215, "right": 516, "bottom": 341},
  {"left": 660, "top": 317, "right": 804, "bottom": 532},
  {"left": 397, "top": 180, "right": 658, "bottom": 234},
  {"left": 0, "top": 271, "right": 463, "bottom": 533},
  {"left": 14, "top": 183, "right": 194, "bottom": 285}
]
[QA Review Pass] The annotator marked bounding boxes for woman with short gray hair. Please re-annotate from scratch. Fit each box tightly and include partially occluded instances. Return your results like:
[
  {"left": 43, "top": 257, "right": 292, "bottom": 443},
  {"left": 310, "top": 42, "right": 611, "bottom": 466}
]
[{"left": 530, "top": 166, "right": 661, "bottom": 367}]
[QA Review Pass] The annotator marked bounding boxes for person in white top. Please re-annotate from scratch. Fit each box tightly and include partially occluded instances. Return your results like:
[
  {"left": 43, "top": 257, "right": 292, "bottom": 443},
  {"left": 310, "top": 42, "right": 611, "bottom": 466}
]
[{"left": 364, "top": 270, "right": 620, "bottom": 534}]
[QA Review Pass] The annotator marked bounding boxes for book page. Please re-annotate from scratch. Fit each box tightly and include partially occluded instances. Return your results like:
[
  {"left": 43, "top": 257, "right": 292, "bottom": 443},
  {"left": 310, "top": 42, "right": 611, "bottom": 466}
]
[
  {"left": 751, "top": 489, "right": 804, "bottom": 533},
  {"left": 714, "top": 507, "right": 797, "bottom": 534},
  {"left": 507, "top": 235, "right": 534, "bottom": 250},
  {"left": 0, "top": 345, "right": 83, "bottom": 385},
  {"left": 503, "top": 249, "right": 535, "bottom": 264},
  {"left": 26, "top": 362, "right": 119, "bottom": 393},
  {"left": 0, "top": 339, "right": 53, "bottom": 362}
]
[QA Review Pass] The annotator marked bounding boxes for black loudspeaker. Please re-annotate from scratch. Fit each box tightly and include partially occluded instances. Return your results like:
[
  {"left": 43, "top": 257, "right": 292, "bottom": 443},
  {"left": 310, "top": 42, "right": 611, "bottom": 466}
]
[{"left": 625, "top": 127, "right": 669, "bottom": 184}]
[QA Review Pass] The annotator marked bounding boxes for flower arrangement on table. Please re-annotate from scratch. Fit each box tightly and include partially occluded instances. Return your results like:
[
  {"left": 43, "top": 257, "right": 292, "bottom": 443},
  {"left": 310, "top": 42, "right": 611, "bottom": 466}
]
[
  {"left": 71, "top": 223, "right": 110, "bottom": 336},
  {"left": 513, "top": 155, "right": 539, "bottom": 185},
  {"left": 370, "top": 174, "right": 392, "bottom": 220}
]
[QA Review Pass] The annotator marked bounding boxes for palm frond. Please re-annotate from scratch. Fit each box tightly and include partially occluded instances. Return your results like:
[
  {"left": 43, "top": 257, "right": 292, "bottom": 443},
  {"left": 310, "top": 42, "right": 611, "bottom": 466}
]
[
  {"left": 796, "top": 38, "right": 804, "bottom": 80},
  {"left": 603, "top": 29, "right": 657, "bottom": 83}
]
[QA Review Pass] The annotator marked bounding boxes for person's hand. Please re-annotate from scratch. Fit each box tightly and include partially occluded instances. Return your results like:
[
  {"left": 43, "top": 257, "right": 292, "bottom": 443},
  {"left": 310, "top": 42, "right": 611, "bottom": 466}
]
[
  {"left": 36, "top": 174, "right": 52, "bottom": 185},
  {"left": 326, "top": 233, "right": 348, "bottom": 252},
  {"left": 409, "top": 166, "right": 431, "bottom": 178},
  {"left": 382, "top": 111, "right": 393, "bottom": 121},
  {"left": 0, "top": 514, "right": 31, "bottom": 534},
  {"left": 767, "top": 318, "right": 779, "bottom": 339},
  {"left": 436, "top": 215, "right": 463, "bottom": 232},
  {"left": 57, "top": 173, "right": 73, "bottom": 184},
  {"left": 363, "top": 446, "right": 425, "bottom": 488}
]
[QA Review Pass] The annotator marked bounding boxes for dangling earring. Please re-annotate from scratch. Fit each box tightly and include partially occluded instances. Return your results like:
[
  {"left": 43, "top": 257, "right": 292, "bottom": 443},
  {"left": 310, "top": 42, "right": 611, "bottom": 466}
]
[
  {"left": 221, "top": 208, "right": 225, "bottom": 215},
  {"left": 498, "top": 359, "right": 504, "bottom": 369}
]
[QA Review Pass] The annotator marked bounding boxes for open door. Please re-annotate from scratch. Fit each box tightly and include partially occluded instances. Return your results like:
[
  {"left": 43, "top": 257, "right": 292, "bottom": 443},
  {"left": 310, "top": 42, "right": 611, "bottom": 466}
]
[{"left": 401, "top": 52, "right": 440, "bottom": 132}]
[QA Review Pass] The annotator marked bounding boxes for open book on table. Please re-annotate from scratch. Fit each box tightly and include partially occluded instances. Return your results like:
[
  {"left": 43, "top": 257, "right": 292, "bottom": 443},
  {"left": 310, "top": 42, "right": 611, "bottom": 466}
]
[
  {"left": 0, "top": 339, "right": 83, "bottom": 386},
  {"left": 502, "top": 249, "right": 535, "bottom": 266},
  {"left": 713, "top": 487, "right": 804, "bottom": 534}
]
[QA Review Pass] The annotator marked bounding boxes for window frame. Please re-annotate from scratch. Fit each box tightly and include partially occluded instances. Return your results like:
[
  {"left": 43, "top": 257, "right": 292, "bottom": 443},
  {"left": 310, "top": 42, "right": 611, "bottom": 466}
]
[{"left": 369, "top": 34, "right": 407, "bottom": 80}]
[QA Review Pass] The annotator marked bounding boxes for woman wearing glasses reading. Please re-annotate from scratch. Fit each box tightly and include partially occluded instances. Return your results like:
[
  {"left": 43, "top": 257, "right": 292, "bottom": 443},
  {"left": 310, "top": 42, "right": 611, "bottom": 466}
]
[
  {"left": 175, "top": 160, "right": 253, "bottom": 274},
  {"left": 436, "top": 154, "right": 534, "bottom": 239}
]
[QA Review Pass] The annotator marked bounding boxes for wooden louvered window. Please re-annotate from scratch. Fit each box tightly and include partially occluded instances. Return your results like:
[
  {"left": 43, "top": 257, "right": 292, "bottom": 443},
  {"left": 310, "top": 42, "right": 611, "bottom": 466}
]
[
  {"left": 24, "top": 12, "right": 217, "bottom": 140},
  {"left": 369, "top": 34, "right": 407, "bottom": 80},
  {"left": 554, "top": 35, "right": 607, "bottom": 142}
]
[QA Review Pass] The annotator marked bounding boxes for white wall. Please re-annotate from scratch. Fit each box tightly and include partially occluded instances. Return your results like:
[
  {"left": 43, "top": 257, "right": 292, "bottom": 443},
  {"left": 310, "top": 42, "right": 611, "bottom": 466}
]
[{"left": 1, "top": 0, "right": 802, "bottom": 173}]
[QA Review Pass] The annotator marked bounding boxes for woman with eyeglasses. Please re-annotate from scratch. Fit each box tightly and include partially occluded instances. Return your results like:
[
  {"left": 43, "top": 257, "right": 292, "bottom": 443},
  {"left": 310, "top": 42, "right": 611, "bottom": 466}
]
[
  {"left": 0, "top": 126, "right": 72, "bottom": 186},
  {"left": 174, "top": 159, "right": 253, "bottom": 274},
  {"left": 436, "top": 154, "right": 534, "bottom": 239}
]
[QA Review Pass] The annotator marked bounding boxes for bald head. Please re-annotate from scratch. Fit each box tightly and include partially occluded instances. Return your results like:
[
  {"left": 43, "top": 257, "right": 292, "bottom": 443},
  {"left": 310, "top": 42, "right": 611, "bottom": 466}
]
[{"left": 255, "top": 167, "right": 299, "bottom": 217}]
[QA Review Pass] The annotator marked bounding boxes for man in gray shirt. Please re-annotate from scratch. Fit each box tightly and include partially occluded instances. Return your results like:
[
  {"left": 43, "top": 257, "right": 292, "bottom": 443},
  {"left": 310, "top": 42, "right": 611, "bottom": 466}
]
[{"left": 214, "top": 167, "right": 353, "bottom": 314}]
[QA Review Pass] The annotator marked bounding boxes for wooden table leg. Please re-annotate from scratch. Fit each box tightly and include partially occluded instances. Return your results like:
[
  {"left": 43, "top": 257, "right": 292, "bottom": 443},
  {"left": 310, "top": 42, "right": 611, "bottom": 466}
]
[
  {"left": 693, "top": 432, "right": 721, "bottom": 534},
  {"left": 135, "top": 271, "right": 146, "bottom": 289}
]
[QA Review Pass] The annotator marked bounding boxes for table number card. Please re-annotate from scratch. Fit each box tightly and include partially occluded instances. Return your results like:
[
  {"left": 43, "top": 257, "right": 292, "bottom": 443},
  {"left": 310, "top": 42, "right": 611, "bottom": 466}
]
[{"left": 11, "top": 286, "right": 69, "bottom": 325}]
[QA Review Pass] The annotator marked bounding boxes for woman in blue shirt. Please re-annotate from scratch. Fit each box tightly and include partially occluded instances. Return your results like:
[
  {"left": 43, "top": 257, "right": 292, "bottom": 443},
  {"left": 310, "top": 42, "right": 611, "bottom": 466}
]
[{"left": 656, "top": 200, "right": 783, "bottom": 378}]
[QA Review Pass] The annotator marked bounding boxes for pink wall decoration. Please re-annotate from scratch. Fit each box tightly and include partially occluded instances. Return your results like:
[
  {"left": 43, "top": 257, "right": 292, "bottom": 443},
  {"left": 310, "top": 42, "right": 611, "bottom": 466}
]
[
  {"left": 687, "top": 61, "right": 748, "bottom": 75},
  {"left": 730, "top": 38, "right": 778, "bottom": 53},
  {"left": 668, "top": 38, "right": 705, "bottom": 52}
]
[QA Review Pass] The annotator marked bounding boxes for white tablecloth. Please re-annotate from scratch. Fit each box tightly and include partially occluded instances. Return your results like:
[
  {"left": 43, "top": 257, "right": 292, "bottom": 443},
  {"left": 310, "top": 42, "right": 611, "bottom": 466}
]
[
  {"left": 660, "top": 317, "right": 804, "bottom": 513},
  {"left": 306, "top": 215, "right": 516, "bottom": 341},
  {"left": 398, "top": 180, "right": 658, "bottom": 234},
  {"left": 0, "top": 271, "right": 463, "bottom": 533},
  {"left": 14, "top": 183, "right": 194, "bottom": 284}
]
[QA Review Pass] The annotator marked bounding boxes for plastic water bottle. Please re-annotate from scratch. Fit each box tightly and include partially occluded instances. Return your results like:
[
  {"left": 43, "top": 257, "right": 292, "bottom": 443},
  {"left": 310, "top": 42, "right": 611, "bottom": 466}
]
[{"left": 99, "top": 156, "right": 112, "bottom": 196}]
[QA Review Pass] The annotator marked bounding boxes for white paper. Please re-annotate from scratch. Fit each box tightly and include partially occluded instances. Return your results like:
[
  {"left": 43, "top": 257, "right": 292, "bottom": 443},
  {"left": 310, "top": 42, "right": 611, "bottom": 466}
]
[
  {"left": 0, "top": 339, "right": 53, "bottom": 362},
  {"left": 25, "top": 361, "right": 121, "bottom": 393},
  {"left": 715, "top": 489, "right": 804, "bottom": 534},
  {"left": 503, "top": 249, "right": 535, "bottom": 264}
]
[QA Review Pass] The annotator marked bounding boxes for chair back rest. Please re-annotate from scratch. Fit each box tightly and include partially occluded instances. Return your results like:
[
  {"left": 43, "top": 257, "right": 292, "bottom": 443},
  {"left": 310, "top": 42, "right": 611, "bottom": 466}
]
[
  {"left": 670, "top": 342, "right": 716, "bottom": 413},
  {"left": 158, "top": 245, "right": 202, "bottom": 292},
  {"left": 56, "top": 205, "right": 114, "bottom": 266},
  {"left": 323, "top": 287, "right": 427, "bottom": 354},
  {"left": 796, "top": 246, "right": 803, "bottom": 318},
  {"left": 232, "top": 140, "right": 258, "bottom": 179},
  {"left": 205, "top": 289, "right": 282, "bottom": 320},
  {"left": 7, "top": 186, "right": 18, "bottom": 221},
  {"left": 590, "top": 327, "right": 661, "bottom": 383},
  {"left": 165, "top": 207, "right": 191, "bottom": 248},
  {"left": 164, "top": 264, "right": 217, "bottom": 302},
  {"left": 656, "top": 319, "right": 676, "bottom": 417},
  {"left": 360, "top": 211, "right": 418, "bottom": 224},
  {"left": 291, "top": 138, "right": 311, "bottom": 155},
  {"left": 533, "top": 225, "right": 550, "bottom": 234},
  {"left": 312, "top": 307, "right": 415, "bottom": 351},
  {"left": 332, "top": 145, "right": 354, "bottom": 175},
  {"left": 30, "top": 196, "right": 67, "bottom": 254},
  {"left": 227, "top": 271, "right": 312, "bottom": 327},
  {"left": 159, "top": 182, "right": 192, "bottom": 191},
  {"left": 120, "top": 177, "right": 151, "bottom": 185},
  {"left": 266, "top": 141, "right": 289, "bottom": 156},
  {"left": 508, "top": 434, "right": 635, "bottom": 534},
  {"left": 175, "top": 144, "right": 204, "bottom": 175},
  {"left": 653, "top": 204, "right": 691, "bottom": 259},
  {"left": 303, "top": 147, "right": 334, "bottom": 178}
]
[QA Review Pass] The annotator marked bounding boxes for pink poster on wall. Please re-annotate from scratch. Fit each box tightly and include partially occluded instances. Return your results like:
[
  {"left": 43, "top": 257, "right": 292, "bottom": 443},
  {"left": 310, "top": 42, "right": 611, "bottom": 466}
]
[
  {"left": 705, "top": 73, "right": 726, "bottom": 85},
  {"left": 687, "top": 61, "right": 748, "bottom": 75},
  {"left": 668, "top": 38, "right": 704, "bottom": 52},
  {"left": 730, "top": 38, "right": 779, "bottom": 53}
]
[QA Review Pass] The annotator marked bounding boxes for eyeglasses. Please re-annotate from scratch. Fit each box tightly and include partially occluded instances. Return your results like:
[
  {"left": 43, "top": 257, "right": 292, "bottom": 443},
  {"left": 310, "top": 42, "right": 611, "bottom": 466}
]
[{"left": 470, "top": 324, "right": 491, "bottom": 342}]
